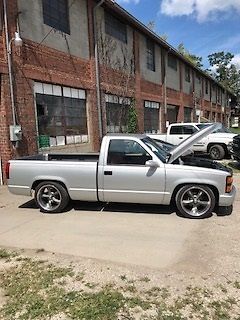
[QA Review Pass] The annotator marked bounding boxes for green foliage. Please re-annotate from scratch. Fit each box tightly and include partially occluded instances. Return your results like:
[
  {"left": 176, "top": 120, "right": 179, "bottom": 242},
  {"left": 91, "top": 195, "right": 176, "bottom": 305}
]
[
  {"left": 127, "top": 99, "right": 138, "bottom": 133},
  {"left": 0, "top": 248, "right": 18, "bottom": 260},
  {"left": 0, "top": 256, "right": 239, "bottom": 319},
  {"left": 177, "top": 43, "right": 203, "bottom": 68},
  {"left": 208, "top": 51, "right": 240, "bottom": 98}
]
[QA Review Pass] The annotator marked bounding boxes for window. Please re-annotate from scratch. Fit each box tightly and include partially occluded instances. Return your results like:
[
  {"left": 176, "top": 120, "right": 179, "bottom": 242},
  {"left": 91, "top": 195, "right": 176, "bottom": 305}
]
[
  {"left": 185, "top": 66, "right": 190, "bottom": 82},
  {"left": 170, "top": 126, "right": 184, "bottom": 135},
  {"left": 146, "top": 38, "right": 155, "bottom": 71},
  {"left": 184, "top": 107, "right": 192, "bottom": 122},
  {"left": 183, "top": 125, "right": 197, "bottom": 134},
  {"left": 107, "top": 139, "right": 151, "bottom": 166},
  {"left": 170, "top": 125, "right": 197, "bottom": 135},
  {"left": 144, "top": 101, "right": 160, "bottom": 133},
  {"left": 105, "top": 94, "right": 131, "bottom": 133},
  {"left": 217, "top": 87, "right": 221, "bottom": 103},
  {"left": 168, "top": 54, "right": 178, "bottom": 71},
  {"left": 42, "top": 0, "right": 70, "bottom": 34},
  {"left": 105, "top": 12, "right": 127, "bottom": 43},
  {"left": 205, "top": 80, "right": 209, "bottom": 95},
  {"left": 35, "top": 83, "right": 88, "bottom": 148},
  {"left": 196, "top": 73, "right": 201, "bottom": 83}
]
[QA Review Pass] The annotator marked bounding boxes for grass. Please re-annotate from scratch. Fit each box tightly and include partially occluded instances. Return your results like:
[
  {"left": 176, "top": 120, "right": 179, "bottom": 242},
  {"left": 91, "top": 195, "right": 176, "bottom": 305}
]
[
  {"left": 0, "top": 249, "right": 239, "bottom": 319},
  {"left": 230, "top": 127, "right": 240, "bottom": 134}
]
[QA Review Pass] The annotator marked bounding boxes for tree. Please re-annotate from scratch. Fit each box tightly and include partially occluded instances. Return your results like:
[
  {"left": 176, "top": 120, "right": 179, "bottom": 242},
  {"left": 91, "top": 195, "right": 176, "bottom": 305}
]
[
  {"left": 208, "top": 52, "right": 239, "bottom": 90},
  {"left": 146, "top": 20, "right": 168, "bottom": 41},
  {"left": 208, "top": 51, "right": 240, "bottom": 110},
  {"left": 127, "top": 100, "right": 138, "bottom": 133},
  {"left": 177, "top": 43, "right": 203, "bottom": 68},
  {"left": 147, "top": 21, "right": 155, "bottom": 31}
]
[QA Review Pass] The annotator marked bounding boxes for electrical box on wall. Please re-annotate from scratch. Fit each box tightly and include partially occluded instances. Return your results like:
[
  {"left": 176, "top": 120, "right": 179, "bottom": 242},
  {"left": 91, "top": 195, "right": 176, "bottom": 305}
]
[{"left": 9, "top": 125, "right": 22, "bottom": 142}]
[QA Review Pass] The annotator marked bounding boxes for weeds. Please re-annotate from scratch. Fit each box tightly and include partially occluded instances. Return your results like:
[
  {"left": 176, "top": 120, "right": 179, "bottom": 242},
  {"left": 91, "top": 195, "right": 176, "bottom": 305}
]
[{"left": 0, "top": 253, "right": 239, "bottom": 320}]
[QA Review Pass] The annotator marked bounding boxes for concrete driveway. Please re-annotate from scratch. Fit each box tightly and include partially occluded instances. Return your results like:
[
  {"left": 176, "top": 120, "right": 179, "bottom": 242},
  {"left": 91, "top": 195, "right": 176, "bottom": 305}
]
[{"left": 0, "top": 177, "right": 239, "bottom": 270}]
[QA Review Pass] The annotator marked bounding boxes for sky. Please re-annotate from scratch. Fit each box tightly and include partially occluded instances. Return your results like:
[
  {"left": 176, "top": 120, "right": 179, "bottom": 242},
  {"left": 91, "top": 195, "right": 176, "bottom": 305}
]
[{"left": 116, "top": 0, "right": 240, "bottom": 69}]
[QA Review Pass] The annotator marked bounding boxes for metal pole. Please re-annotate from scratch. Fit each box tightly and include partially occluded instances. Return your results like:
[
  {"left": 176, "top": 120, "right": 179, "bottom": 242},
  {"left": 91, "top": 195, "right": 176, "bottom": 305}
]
[
  {"left": 3, "top": 0, "right": 17, "bottom": 126},
  {"left": 93, "top": 0, "right": 105, "bottom": 140}
]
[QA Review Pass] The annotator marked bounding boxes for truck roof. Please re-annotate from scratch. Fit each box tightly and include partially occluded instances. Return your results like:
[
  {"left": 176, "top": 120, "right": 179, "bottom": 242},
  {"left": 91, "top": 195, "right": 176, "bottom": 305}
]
[
  {"left": 169, "top": 122, "right": 213, "bottom": 126},
  {"left": 106, "top": 133, "right": 148, "bottom": 138}
]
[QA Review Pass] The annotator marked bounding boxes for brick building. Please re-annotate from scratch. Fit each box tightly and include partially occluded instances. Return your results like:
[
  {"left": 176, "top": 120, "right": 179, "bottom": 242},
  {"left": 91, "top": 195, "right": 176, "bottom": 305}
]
[{"left": 0, "top": 0, "right": 235, "bottom": 182}]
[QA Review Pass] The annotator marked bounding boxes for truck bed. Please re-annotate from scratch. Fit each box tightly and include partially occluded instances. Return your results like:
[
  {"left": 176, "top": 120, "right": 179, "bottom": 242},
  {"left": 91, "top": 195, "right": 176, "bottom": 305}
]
[{"left": 18, "top": 153, "right": 100, "bottom": 162}]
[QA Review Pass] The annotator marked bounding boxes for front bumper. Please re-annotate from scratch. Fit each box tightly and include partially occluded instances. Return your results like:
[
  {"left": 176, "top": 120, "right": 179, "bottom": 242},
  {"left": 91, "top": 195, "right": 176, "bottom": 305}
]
[{"left": 219, "top": 185, "right": 237, "bottom": 207}]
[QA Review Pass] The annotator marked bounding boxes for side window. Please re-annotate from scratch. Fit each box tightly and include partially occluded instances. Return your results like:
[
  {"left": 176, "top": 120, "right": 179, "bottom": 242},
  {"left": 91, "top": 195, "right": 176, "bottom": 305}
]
[
  {"left": 182, "top": 125, "right": 197, "bottom": 134},
  {"left": 169, "top": 126, "right": 183, "bottom": 135},
  {"left": 107, "top": 140, "right": 152, "bottom": 166}
]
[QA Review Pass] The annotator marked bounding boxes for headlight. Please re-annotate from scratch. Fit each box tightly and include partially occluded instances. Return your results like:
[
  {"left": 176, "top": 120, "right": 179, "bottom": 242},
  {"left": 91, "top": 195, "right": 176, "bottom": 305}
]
[{"left": 227, "top": 142, "right": 233, "bottom": 152}]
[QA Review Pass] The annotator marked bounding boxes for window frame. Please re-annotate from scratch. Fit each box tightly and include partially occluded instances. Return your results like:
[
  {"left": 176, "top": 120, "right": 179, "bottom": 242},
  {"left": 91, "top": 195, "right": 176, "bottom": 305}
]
[
  {"left": 105, "top": 11, "right": 127, "bottom": 43},
  {"left": 168, "top": 54, "right": 178, "bottom": 71},
  {"left": 185, "top": 65, "right": 191, "bottom": 82},
  {"left": 146, "top": 38, "right": 156, "bottom": 72},
  {"left": 42, "top": 0, "right": 70, "bottom": 34},
  {"left": 205, "top": 80, "right": 209, "bottom": 95},
  {"left": 144, "top": 101, "right": 160, "bottom": 133},
  {"left": 107, "top": 139, "right": 152, "bottom": 166}
]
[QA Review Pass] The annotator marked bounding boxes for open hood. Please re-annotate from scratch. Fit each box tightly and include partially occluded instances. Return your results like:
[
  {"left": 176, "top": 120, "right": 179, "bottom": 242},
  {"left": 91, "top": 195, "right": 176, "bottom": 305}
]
[{"left": 167, "top": 123, "right": 221, "bottom": 164}]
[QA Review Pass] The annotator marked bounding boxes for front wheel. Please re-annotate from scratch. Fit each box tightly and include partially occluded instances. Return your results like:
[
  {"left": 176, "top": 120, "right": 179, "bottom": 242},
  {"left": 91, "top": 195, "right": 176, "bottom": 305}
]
[
  {"left": 175, "top": 185, "right": 216, "bottom": 219},
  {"left": 35, "top": 181, "right": 69, "bottom": 213},
  {"left": 209, "top": 144, "right": 225, "bottom": 160}
]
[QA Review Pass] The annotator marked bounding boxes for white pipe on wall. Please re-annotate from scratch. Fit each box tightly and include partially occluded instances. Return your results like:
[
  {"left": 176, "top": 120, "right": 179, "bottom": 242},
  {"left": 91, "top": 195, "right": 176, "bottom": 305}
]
[{"left": 0, "top": 158, "right": 3, "bottom": 185}]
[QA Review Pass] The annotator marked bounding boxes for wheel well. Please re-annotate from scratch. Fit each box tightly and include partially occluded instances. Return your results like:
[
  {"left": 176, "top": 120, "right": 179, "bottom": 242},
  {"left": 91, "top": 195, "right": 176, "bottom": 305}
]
[
  {"left": 32, "top": 180, "right": 68, "bottom": 192},
  {"left": 171, "top": 183, "right": 219, "bottom": 206},
  {"left": 207, "top": 143, "right": 228, "bottom": 154}
]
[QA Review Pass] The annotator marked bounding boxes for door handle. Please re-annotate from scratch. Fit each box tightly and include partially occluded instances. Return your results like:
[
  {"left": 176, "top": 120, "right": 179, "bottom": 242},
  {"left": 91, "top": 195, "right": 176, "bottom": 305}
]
[
  {"left": 179, "top": 137, "right": 184, "bottom": 139},
  {"left": 104, "top": 171, "right": 112, "bottom": 176}
]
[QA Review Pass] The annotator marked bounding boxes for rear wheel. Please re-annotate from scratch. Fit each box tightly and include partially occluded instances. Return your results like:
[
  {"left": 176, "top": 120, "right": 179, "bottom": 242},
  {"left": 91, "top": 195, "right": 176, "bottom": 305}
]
[
  {"left": 35, "top": 181, "right": 69, "bottom": 213},
  {"left": 209, "top": 144, "right": 225, "bottom": 160},
  {"left": 175, "top": 185, "right": 215, "bottom": 219}
]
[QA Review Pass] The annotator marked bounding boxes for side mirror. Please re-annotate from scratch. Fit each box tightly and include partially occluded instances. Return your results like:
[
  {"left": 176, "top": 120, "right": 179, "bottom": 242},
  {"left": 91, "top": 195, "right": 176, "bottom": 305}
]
[{"left": 145, "top": 160, "right": 159, "bottom": 167}]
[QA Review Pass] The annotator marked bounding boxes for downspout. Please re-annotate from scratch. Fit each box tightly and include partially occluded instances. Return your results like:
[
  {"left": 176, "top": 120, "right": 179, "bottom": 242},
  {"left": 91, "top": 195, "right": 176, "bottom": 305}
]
[
  {"left": 3, "top": 0, "right": 17, "bottom": 127},
  {"left": 93, "top": 0, "right": 105, "bottom": 140}
]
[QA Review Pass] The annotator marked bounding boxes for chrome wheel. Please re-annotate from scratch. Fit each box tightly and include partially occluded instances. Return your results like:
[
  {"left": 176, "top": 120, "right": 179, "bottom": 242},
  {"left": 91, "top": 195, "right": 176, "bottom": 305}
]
[
  {"left": 176, "top": 185, "right": 215, "bottom": 219},
  {"left": 36, "top": 184, "right": 62, "bottom": 212},
  {"left": 180, "top": 186, "right": 211, "bottom": 217}
]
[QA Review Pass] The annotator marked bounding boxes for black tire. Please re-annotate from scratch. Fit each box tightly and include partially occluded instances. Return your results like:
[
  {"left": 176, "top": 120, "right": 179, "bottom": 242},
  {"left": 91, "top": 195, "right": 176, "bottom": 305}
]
[
  {"left": 209, "top": 144, "right": 225, "bottom": 160},
  {"left": 175, "top": 184, "right": 216, "bottom": 219},
  {"left": 35, "top": 181, "right": 69, "bottom": 213}
]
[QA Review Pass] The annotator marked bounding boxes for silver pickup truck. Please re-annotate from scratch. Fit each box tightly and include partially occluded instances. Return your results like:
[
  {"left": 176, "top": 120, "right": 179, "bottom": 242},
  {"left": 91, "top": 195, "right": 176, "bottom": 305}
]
[{"left": 7, "top": 124, "right": 236, "bottom": 219}]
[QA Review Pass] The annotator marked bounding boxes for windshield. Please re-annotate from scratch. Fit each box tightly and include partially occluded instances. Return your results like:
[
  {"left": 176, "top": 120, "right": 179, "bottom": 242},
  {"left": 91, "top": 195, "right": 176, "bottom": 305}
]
[
  {"left": 196, "top": 123, "right": 211, "bottom": 130},
  {"left": 196, "top": 123, "right": 231, "bottom": 133},
  {"left": 142, "top": 137, "right": 169, "bottom": 163}
]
